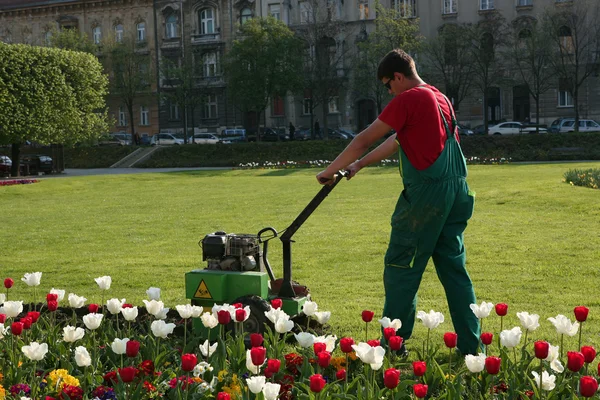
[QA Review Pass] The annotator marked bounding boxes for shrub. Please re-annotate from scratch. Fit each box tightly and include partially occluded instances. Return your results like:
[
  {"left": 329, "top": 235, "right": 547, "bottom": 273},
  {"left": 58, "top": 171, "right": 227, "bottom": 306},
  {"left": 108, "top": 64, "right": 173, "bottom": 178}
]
[{"left": 563, "top": 168, "right": 600, "bottom": 189}]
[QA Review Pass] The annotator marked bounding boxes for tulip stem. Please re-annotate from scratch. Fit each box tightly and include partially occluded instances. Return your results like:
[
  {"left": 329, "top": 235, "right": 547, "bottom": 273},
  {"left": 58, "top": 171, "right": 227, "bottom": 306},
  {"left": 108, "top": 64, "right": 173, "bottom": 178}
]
[
  {"left": 426, "top": 328, "right": 431, "bottom": 357},
  {"left": 183, "top": 321, "right": 187, "bottom": 352},
  {"left": 449, "top": 348, "right": 453, "bottom": 374},
  {"left": 578, "top": 322, "right": 583, "bottom": 352},
  {"left": 498, "top": 317, "right": 503, "bottom": 349},
  {"left": 31, "top": 361, "right": 37, "bottom": 399},
  {"left": 560, "top": 334, "right": 564, "bottom": 364},
  {"left": 513, "top": 348, "right": 517, "bottom": 366},
  {"left": 365, "top": 321, "right": 368, "bottom": 342},
  {"left": 539, "top": 358, "right": 544, "bottom": 400}
]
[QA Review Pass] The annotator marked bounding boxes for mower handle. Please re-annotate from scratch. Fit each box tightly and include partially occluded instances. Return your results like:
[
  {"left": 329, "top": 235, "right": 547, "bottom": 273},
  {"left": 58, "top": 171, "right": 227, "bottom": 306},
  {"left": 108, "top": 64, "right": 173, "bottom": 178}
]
[{"left": 318, "top": 170, "right": 349, "bottom": 184}]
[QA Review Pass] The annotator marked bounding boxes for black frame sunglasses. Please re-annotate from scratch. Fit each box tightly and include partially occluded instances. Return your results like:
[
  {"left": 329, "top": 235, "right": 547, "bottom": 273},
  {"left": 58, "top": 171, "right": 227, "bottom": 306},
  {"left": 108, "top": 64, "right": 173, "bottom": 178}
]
[{"left": 384, "top": 77, "right": 395, "bottom": 90}]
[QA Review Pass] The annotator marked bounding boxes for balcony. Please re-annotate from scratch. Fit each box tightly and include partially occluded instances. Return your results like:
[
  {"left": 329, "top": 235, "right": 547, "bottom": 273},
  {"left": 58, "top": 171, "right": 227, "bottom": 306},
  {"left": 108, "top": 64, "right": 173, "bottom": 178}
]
[
  {"left": 191, "top": 33, "right": 222, "bottom": 45},
  {"left": 161, "top": 37, "right": 181, "bottom": 49},
  {"left": 194, "top": 76, "right": 226, "bottom": 87}
]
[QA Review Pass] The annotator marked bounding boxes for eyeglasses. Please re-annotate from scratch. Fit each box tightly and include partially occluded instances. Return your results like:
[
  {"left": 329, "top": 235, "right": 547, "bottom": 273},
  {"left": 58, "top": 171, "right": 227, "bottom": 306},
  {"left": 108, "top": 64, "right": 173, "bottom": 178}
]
[{"left": 383, "top": 77, "right": 394, "bottom": 90}]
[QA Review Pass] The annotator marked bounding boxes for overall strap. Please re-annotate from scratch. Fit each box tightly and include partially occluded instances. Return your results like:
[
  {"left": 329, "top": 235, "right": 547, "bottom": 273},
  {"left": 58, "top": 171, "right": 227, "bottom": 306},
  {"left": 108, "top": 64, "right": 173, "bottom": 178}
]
[{"left": 418, "top": 86, "right": 458, "bottom": 141}]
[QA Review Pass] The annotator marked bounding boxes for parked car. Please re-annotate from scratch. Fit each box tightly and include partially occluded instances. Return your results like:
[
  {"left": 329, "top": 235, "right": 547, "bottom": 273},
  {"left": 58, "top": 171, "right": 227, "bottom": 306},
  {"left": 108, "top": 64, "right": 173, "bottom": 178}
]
[
  {"left": 98, "top": 134, "right": 124, "bottom": 146},
  {"left": 554, "top": 119, "right": 600, "bottom": 133},
  {"left": 220, "top": 128, "right": 247, "bottom": 143},
  {"left": 457, "top": 125, "right": 474, "bottom": 136},
  {"left": 473, "top": 125, "right": 487, "bottom": 135},
  {"left": 0, "top": 155, "right": 11, "bottom": 175},
  {"left": 150, "top": 133, "right": 184, "bottom": 145},
  {"left": 250, "top": 127, "right": 289, "bottom": 142},
  {"left": 326, "top": 129, "right": 350, "bottom": 140},
  {"left": 294, "top": 127, "right": 312, "bottom": 140},
  {"left": 488, "top": 122, "right": 547, "bottom": 135},
  {"left": 337, "top": 128, "right": 357, "bottom": 138},
  {"left": 189, "top": 133, "right": 230, "bottom": 144},
  {"left": 110, "top": 132, "right": 132, "bottom": 145},
  {"left": 20, "top": 155, "right": 53, "bottom": 175}
]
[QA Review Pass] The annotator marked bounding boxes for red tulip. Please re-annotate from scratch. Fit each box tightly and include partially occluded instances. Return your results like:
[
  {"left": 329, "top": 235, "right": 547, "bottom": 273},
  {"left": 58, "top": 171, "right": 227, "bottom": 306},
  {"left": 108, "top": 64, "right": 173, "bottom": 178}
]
[
  {"left": 413, "top": 383, "right": 428, "bottom": 398},
  {"left": 480, "top": 332, "right": 493, "bottom": 345},
  {"left": 250, "top": 346, "right": 267, "bottom": 366},
  {"left": 383, "top": 327, "right": 396, "bottom": 340},
  {"left": 250, "top": 333, "right": 263, "bottom": 348},
  {"left": 88, "top": 304, "right": 99, "bottom": 314},
  {"left": 495, "top": 303, "right": 508, "bottom": 316},
  {"left": 574, "top": 306, "right": 589, "bottom": 322},
  {"left": 235, "top": 308, "right": 246, "bottom": 322},
  {"left": 412, "top": 361, "right": 426, "bottom": 376},
  {"left": 534, "top": 341, "right": 549, "bottom": 359},
  {"left": 266, "top": 358, "right": 281, "bottom": 374},
  {"left": 581, "top": 346, "right": 597, "bottom": 364},
  {"left": 361, "top": 310, "right": 374, "bottom": 323},
  {"left": 232, "top": 303, "right": 243, "bottom": 309},
  {"left": 317, "top": 351, "right": 331, "bottom": 368},
  {"left": 444, "top": 332, "right": 458, "bottom": 348},
  {"left": 26, "top": 311, "right": 40, "bottom": 323},
  {"left": 271, "top": 298, "right": 283, "bottom": 309},
  {"left": 0, "top": 314, "right": 6, "bottom": 323},
  {"left": 485, "top": 356, "right": 501, "bottom": 375},
  {"left": 389, "top": 335, "right": 403, "bottom": 351},
  {"left": 118, "top": 366, "right": 137, "bottom": 383},
  {"left": 122, "top": 303, "right": 133, "bottom": 308},
  {"left": 20, "top": 317, "right": 32, "bottom": 330},
  {"left": 336, "top": 369, "right": 346, "bottom": 380},
  {"left": 567, "top": 351, "right": 585, "bottom": 372},
  {"left": 309, "top": 374, "right": 326, "bottom": 392},
  {"left": 47, "top": 300, "right": 58, "bottom": 312},
  {"left": 217, "top": 310, "right": 231, "bottom": 325},
  {"left": 367, "top": 339, "right": 380, "bottom": 347},
  {"left": 217, "top": 392, "right": 231, "bottom": 400},
  {"left": 126, "top": 340, "right": 140, "bottom": 358},
  {"left": 314, "top": 342, "right": 327, "bottom": 355},
  {"left": 384, "top": 368, "right": 400, "bottom": 389},
  {"left": 46, "top": 293, "right": 58, "bottom": 302},
  {"left": 4, "top": 278, "right": 13, "bottom": 289},
  {"left": 579, "top": 376, "right": 599, "bottom": 398},
  {"left": 11, "top": 321, "right": 23, "bottom": 335},
  {"left": 339, "top": 337, "right": 354, "bottom": 353},
  {"left": 181, "top": 353, "right": 197, "bottom": 371}
]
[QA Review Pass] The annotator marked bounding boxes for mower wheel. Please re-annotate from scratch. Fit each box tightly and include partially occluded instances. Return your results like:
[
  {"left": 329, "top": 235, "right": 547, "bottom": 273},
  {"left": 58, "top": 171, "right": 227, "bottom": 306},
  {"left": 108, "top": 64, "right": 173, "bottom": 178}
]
[{"left": 228, "top": 295, "right": 272, "bottom": 339}]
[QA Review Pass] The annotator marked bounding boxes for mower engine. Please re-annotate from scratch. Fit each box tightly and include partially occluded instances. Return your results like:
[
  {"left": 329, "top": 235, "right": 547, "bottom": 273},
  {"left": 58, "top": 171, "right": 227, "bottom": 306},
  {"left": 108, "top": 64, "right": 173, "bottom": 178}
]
[{"left": 201, "top": 231, "right": 262, "bottom": 272}]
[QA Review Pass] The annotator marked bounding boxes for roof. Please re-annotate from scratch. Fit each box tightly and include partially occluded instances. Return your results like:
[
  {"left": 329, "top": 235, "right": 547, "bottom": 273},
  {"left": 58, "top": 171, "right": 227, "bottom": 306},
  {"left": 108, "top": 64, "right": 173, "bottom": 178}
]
[{"left": 0, "top": 0, "right": 76, "bottom": 11}]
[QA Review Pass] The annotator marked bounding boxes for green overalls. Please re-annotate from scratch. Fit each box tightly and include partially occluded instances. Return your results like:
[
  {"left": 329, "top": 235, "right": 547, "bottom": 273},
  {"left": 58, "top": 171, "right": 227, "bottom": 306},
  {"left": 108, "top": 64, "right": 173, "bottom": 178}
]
[{"left": 382, "top": 87, "right": 480, "bottom": 355}]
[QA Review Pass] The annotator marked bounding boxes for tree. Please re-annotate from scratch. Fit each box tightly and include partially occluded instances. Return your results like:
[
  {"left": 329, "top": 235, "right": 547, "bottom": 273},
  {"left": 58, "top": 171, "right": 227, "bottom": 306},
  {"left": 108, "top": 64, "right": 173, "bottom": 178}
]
[
  {"left": 105, "top": 35, "right": 153, "bottom": 142},
  {"left": 224, "top": 17, "right": 303, "bottom": 140},
  {"left": 354, "top": 2, "right": 421, "bottom": 114},
  {"left": 46, "top": 27, "right": 96, "bottom": 54},
  {"left": 504, "top": 17, "right": 554, "bottom": 133},
  {"left": 0, "top": 43, "right": 109, "bottom": 176},
  {"left": 420, "top": 23, "right": 474, "bottom": 112},
  {"left": 543, "top": 0, "right": 600, "bottom": 132}
]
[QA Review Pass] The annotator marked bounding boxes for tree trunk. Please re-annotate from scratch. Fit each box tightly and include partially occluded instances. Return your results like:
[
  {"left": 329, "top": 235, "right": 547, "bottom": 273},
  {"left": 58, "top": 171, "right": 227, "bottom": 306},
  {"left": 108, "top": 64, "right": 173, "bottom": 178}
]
[
  {"left": 10, "top": 143, "right": 21, "bottom": 177},
  {"left": 322, "top": 101, "right": 329, "bottom": 140},
  {"left": 127, "top": 104, "right": 136, "bottom": 145},
  {"left": 573, "top": 89, "right": 580, "bottom": 133},
  {"left": 310, "top": 112, "right": 315, "bottom": 140},
  {"left": 535, "top": 94, "right": 541, "bottom": 135},
  {"left": 482, "top": 94, "right": 489, "bottom": 135}
]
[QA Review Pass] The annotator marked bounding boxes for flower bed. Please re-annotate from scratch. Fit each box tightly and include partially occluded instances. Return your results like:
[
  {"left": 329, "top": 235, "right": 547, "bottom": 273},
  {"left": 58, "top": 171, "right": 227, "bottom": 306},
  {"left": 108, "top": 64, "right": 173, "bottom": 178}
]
[
  {"left": 0, "top": 273, "right": 599, "bottom": 399},
  {"left": 563, "top": 169, "right": 600, "bottom": 189},
  {"left": 0, "top": 179, "right": 39, "bottom": 187}
]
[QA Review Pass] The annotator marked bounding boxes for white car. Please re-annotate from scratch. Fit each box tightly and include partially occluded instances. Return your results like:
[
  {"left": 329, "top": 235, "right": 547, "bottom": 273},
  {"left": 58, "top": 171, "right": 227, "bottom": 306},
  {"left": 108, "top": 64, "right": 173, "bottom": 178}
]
[
  {"left": 150, "top": 133, "right": 184, "bottom": 145},
  {"left": 189, "top": 133, "right": 228, "bottom": 144},
  {"left": 558, "top": 119, "right": 600, "bottom": 133},
  {"left": 488, "top": 122, "right": 546, "bottom": 135}
]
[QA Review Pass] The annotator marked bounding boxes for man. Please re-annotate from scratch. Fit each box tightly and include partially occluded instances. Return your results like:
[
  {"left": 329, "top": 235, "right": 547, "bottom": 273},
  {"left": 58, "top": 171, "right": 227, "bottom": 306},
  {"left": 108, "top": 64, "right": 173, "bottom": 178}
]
[
  {"left": 289, "top": 122, "right": 296, "bottom": 141},
  {"left": 316, "top": 49, "right": 479, "bottom": 355},
  {"left": 314, "top": 118, "right": 322, "bottom": 139}
]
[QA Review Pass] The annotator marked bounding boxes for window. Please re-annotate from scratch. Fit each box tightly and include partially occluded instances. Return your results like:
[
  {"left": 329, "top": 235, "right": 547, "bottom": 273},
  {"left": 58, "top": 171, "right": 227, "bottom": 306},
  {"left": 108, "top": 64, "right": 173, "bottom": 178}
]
[
  {"left": 443, "top": 0, "right": 457, "bottom": 14},
  {"left": 203, "top": 52, "right": 217, "bottom": 77},
  {"left": 328, "top": 97, "right": 339, "bottom": 113},
  {"left": 93, "top": 26, "right": 102, "bottom": 44},
  {"left": 169, "top": 102, "right": 181, "bottom": 120},
  {"left": 118, "top": 106, "right": 127, "bottom": 126},
  {"left": 115, "top": 24, "right": 124, "bottom": 42},
  {"left": 140, "top": 106, "right": 149, "bottom": 126},
  {"left": 558, "top": 79, "right": 573, "bottom": 107},
  {"left": 44, "top": 30, "right": 52, "bottom": 44},
  {"left": 166, "top": 14, "right": 178, "bottom": 38},
  {"left": 480, "top": 0, "right": 494, "bottom": 10},
  {"left": 517, "top": 0, "right": 532, "bottom": 5},
  {"left": 204, "top": 94, "right": 217, "bottom": 118},
  {"left": 303, "top": 92, "right": 312, "bottom": 115},
  {"left": 558, "top": 26, "right": 574, "bottom": 54},
  {"left": 269, "top": 4, "right": 281, "bottom": 20},
  {"left": 137, "top": 22, "right": 146, "bottom": 42},
  {"left": 241, "top": 8, "right": 253, "bottom": 25},
  {"left": 392, "top": 0, "right": 416, "bottom": 17},
  {"left": 300, "top": 2, "right": 311, "bottom": 23},
  {"left": 200, "top": 9, "right": 215, "bottom": 34},
  {"left": 272, "top": 96, "right": 284, "bottom": 116},
  {"left": 359, "top": 3, "right": 369, "bottom": 20}
]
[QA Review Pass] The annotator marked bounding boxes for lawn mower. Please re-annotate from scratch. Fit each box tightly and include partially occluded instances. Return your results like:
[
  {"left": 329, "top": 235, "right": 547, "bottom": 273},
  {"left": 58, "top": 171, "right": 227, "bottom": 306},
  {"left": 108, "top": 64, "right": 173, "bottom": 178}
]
[{"left": 185, "top": 171, "right": 348, "bottom": 337}]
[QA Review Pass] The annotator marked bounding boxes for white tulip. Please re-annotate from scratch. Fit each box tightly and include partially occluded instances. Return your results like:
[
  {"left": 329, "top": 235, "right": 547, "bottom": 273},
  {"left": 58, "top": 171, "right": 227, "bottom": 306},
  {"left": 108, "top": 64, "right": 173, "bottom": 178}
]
[
  {"left": 201, "top": 312, "right": 218, "bottom": 329},
  {"left": 417, "top": 310, "right": 444, "bottom": 329},
  {"left": 545, "top": 345, "right": 564, "bottom": 373},
  {"left": 531, "top": 370, "right": 556, "bottom": 391},
  {"left": 294, "top": 332, "right": 316, "bottom": 348},
  {"left": 302, "top": 300, "right": 318, "bottom": 317},
  {"left": 21, "top": 272, "right": 42, "bottom": 287},
  {"left": 265, "top": 308, "right": 289, "bottom": 324},
  {"left": 469, "top": 301, "right": 494, "bottom": 319},
  {"left": 0, "top": 323, "right": 6, "bottom": 339},
  {"left": 193, "top": 361, "right": 214, "bottom": 377},
  {"left": 246, "top": 349, "right": 263, "bottom": 374},
  {"left": 22, "top": 342, "right": 48, "bottom": 361},
  {"left": 155, "top": 307, "right": 170, "bottom": 320},
  {"left": 63, "top": 326, "right": 85, "bottom": 342},
  {"left": 143, "top": 300, "right": 165, "bottom": 317},
  {"left": 499, "top": 326, "right": 522, "bottom": 348},
  {"left": 516, "top": 312, "right": 540, "bottom": 332},
  {"left": 263, "top": 382, "right": 281, "bottom": 400},
  {"left": 50, "top": 288, "right": 65, "bottom": 302},
  {"left": 191, "top": 305, "right": 203, "bottom": 318},
  {"left": 94, "top": 276, "right": 111, "bottom": 290},
  {"left": 121, "top": 307, "right": 138, "bottom": 321},
  {"left": 83, "top": 313, "right": 103, "bottom": 330},
  {"left": 314, "top": 311, "right": 331, "bottom": 325},
  {"left": 275, "top": 316, "right": 294, "bottom": 333},
  {"left": 351, "top": 342, "right": 386, "bottom": 370},
  {"left": 68, "top": 293, "right": 87, "bottom": 308},
  {"left": 314, "top": 335, "right": 338, "bottom": 352},
  {"left": 247, "top": 375, "right": 266, "bottom": 394},
  {"left": 176, "top": 304, "right": 194, "bottom": 319},
  {"left": 111, "top": 338, "right": 130, "bottom": 355},
  {"left": 0, "top": 293, "right": 5, "bottom": 305},
  {"left": 150, "top": 320, "right": 175, "bottom": 338},
  {"left": 106, "top": 298, "right": 125, "bottom": 315},
  {"left": 2, "top": 301, "right": 23, "bottom": 318},
  {"left": 548, "top": 314, "right": 579, "bottom": 337},
  {"left": 146, "top": 287, "right": 161, "bottom": 300},
  {"left": 74, "top": 346, "right": 91, "bottom": 367},
  {"left": 378, "top": 317, "right": 402, "bottom": 330},
  {"left": 465, "top": 353, "right": 486, "bottom": 373},
  {"left": 200, "top": 340, "right": 218, "bottom": 358}
]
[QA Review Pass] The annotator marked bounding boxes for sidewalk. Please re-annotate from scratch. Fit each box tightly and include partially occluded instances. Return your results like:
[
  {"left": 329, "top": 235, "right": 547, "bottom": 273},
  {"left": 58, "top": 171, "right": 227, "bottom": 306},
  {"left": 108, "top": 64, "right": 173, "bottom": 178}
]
[{"left": 41, "top": 167, "right": 232, "bottom": 178}]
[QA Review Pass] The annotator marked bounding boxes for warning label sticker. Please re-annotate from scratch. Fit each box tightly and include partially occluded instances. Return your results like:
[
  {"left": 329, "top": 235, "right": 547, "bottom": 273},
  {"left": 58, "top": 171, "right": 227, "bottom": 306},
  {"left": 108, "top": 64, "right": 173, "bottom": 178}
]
[{"left": 194, "top": 280, "right": 212, "bottom": 299}]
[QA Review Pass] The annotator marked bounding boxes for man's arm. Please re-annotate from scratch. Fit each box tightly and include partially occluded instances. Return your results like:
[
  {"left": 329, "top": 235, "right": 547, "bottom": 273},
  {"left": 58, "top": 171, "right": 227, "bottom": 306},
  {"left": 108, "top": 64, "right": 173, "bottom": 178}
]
[
  {"left": 346, "top": 134, "right": 398, "bottom": 178},
  {"left": 316, "top": 118, "right": 393, "bottom": 183}
]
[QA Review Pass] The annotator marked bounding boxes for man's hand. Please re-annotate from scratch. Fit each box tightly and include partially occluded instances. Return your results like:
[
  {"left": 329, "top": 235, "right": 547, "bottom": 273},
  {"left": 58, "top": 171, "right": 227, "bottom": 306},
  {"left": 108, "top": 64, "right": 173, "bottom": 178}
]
[
  {"left": 346, "top": 160, "right": 362, "bottom": 180},
  {"left": 316, "top": 170, "right": 335, "bottom": 185}
]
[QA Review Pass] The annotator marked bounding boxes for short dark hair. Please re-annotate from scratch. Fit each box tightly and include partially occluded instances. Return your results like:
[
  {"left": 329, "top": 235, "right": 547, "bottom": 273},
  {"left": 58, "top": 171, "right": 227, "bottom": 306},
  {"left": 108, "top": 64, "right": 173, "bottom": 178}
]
[{"left": 377, "top": 49, "right": 417, "bottom": 81}]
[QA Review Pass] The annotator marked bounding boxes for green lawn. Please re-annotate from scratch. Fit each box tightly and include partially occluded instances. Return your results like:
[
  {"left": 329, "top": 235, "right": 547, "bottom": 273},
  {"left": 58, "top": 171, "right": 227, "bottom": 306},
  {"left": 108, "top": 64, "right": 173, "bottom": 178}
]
[{"left": 2, "top": 163, "right": 600, "bottom": 353}]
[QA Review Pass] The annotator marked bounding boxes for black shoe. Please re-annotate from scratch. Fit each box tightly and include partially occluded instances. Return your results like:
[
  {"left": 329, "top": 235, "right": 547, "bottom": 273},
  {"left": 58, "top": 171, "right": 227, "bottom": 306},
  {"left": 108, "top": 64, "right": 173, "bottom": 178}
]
[{"left": 398, "top": 343, "right": 409, "bottom": 358}]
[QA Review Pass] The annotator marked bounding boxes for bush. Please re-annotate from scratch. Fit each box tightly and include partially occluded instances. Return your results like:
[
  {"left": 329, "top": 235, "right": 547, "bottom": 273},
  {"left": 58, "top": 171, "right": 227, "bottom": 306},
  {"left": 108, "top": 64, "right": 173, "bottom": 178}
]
[{"left": 563, "top": 168, "right": 600, "bottom": 189}]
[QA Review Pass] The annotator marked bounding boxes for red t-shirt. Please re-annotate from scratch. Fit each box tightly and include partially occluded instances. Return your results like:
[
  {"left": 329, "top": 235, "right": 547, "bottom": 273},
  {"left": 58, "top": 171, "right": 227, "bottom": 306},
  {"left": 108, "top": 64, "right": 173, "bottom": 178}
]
[{"left": 378, "top": 84, "right": 458, "bottom": 170}]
